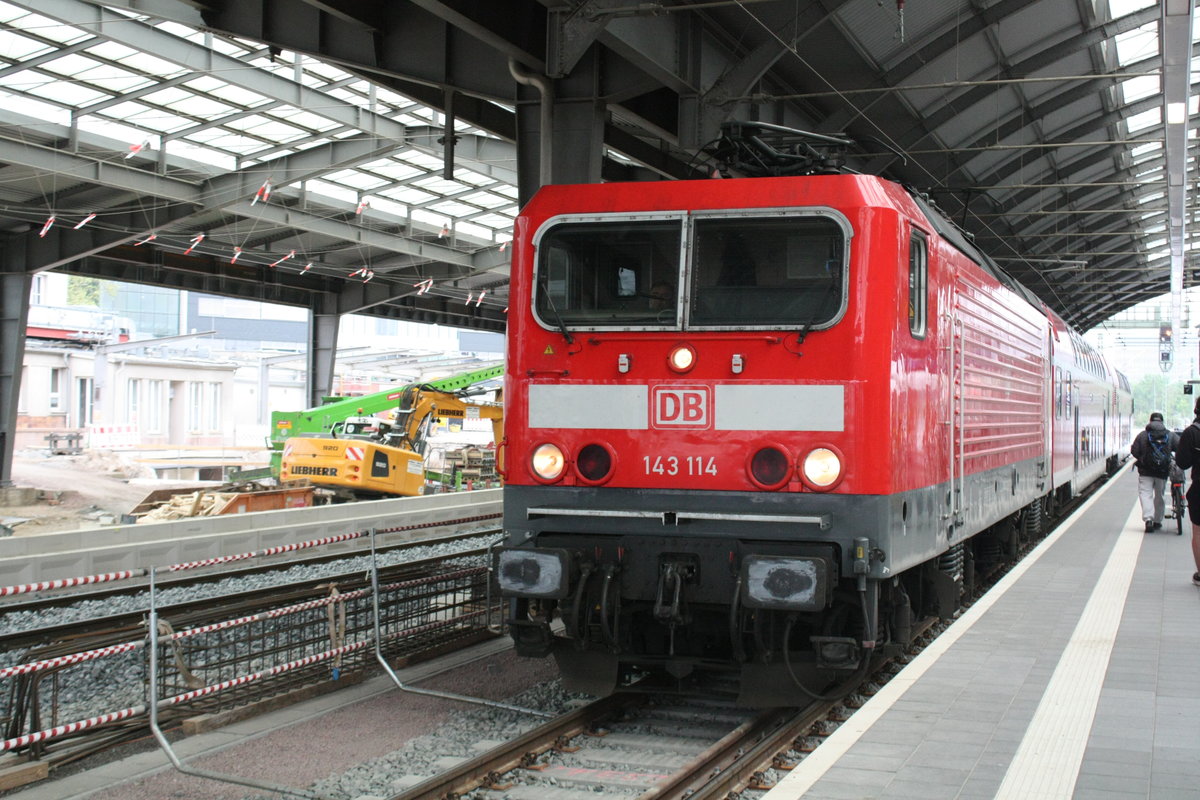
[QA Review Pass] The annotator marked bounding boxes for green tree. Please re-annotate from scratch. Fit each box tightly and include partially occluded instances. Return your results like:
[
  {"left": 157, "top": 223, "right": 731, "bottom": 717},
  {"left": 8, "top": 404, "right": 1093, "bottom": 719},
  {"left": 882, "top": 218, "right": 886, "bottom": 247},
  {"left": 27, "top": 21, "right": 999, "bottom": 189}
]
[
  {"left": 66, "top": 276, "right": 100, "bottom": 307},
  {"left": 1131, "top": 373, "right": 1193, "bottom": 429}
]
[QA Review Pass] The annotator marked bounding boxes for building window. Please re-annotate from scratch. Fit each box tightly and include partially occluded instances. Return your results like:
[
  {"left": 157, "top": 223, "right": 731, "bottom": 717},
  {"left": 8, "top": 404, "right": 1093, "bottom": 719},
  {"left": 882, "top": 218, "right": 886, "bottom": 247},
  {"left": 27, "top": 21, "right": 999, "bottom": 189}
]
[
  {"left": 29, "top": 274, "right": 46, "bottom": 305},
  {"left": 127, "top": 378, "right": 140, "bottom": 424},
  {"left": 188, "top": 382, "right": 203, "bottom": 432},
  {"left": 144, "top": 380, "right": 163, "bottom": 433},
  {"left": 206, "top": 382, "right": 221, "bottom": 432},
  {"left": 76, "top": 377, "right": 93, "bottom": 426},
  {"left": 48, "top": 368, "right": 65, "bottom": 412}
]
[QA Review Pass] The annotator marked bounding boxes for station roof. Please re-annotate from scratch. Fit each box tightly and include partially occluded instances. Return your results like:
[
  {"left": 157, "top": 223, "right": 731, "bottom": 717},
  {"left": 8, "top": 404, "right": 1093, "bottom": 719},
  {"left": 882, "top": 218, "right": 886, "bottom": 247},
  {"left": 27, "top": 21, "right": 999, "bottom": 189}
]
[{"left": 0, "top": 0, "right": 1194, "bottom": 334}]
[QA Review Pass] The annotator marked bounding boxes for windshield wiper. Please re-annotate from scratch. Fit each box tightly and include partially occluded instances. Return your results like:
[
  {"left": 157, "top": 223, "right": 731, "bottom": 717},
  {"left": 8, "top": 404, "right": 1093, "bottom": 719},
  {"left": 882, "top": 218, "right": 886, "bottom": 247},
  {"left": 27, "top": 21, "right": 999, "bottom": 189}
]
[
  {"left": 538, "top": 281, "right": 575, "bottom": 345},
  {"left": 795, "top": 282, "right": 838, "bottom": 345}
]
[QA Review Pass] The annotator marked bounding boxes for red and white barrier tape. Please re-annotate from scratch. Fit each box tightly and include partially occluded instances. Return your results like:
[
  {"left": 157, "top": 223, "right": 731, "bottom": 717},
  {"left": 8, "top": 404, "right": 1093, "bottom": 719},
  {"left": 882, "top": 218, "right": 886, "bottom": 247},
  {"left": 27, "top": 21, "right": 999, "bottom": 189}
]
[
  {"left": 162, "top": 639, "right": 372, "bottom": 707},
  {"left": 0, "top": 642, "right": 142, "bottom": 679},
  {"left": 376, "top": 513, "right": 500, "bottom": 535},
  {"left": 1, "top": 706, "right": 146, "bottom": 751},
  {"left": 0, "top": 570, "right": 145, "bottom": 597},
  {"left": 165, "top": 531, "right": 365, "bottom": 572}
]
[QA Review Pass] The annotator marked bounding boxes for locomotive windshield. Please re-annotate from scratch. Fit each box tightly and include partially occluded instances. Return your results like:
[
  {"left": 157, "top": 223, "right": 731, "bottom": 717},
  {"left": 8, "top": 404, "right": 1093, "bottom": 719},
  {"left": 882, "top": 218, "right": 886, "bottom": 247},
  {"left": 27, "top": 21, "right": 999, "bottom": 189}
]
[
  {"left": 690, "top": 216, "right": 845, "bottom": 327},
  {"left": 533, "top": 211, "right": 848, "bottom": 330},
  {"left": 536, "top": 220, "right": 683, "bottom": 327}
]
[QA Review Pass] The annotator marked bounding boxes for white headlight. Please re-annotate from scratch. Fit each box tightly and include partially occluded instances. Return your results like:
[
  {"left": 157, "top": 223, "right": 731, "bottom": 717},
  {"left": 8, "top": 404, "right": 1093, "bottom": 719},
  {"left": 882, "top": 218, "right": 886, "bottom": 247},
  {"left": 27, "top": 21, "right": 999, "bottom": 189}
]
[
  {"left": 531, "top": 443, "right": 565, "bottom": 480},
  {"left": 668, "top": 344, "right": 696, "bottom": 372},
  {"left": 496, "top": 549, "right": 569, "bottom": 598},
  {"left": 802, "top": 447, "right": 842, "bottom": 489}
]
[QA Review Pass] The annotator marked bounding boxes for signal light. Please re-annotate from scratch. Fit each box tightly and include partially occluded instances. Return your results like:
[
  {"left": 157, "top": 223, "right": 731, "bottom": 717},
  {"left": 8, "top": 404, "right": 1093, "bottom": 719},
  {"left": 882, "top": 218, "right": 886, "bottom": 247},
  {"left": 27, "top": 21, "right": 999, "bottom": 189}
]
[
  {"left": 1160, "top": 324, "right": 1173, "bottom": 344},
  {"left": 576, "top": 443, "right": 614, "bottom": 484},
  {"left": 748, "top": 446, "right": 790, "bottom": 489}
]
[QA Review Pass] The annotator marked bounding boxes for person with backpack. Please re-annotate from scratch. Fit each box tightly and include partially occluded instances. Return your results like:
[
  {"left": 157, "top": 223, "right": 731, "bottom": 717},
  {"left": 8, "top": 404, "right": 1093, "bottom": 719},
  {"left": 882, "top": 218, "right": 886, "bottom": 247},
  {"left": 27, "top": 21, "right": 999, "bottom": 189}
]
[
  {"left": 1131, "top": 412, "right": 1179, "bottom": 532},
  {"left": 1172, "top": 399, "right": 1200, "bottom": 586}
]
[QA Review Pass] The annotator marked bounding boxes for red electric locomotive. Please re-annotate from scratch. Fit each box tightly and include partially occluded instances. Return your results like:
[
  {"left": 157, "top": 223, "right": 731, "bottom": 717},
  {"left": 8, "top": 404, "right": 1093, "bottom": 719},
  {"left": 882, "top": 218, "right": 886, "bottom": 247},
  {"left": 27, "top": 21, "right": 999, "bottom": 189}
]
[{"left": 496, "top": 125, "right": 1131, "bottom": 705}]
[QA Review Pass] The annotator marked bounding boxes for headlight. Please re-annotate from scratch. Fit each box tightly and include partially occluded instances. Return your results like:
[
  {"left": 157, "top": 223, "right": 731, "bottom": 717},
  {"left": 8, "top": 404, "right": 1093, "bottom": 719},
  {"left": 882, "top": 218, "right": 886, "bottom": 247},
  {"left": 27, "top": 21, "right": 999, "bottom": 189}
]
[
  {"left": 801, "top": 446, "right": 843, "bottom": 490},
  {"left": 741, "top": 555, "right": 829, "bottom": 611},
  {"left": 668, "top": 343, "right": 696, "bottom": 373},
  {"left": 496, "top": 548, "right": 570, "bottom": 598},
  {"left": 531, "top": 442, "right": 566, "bottom": 481}
]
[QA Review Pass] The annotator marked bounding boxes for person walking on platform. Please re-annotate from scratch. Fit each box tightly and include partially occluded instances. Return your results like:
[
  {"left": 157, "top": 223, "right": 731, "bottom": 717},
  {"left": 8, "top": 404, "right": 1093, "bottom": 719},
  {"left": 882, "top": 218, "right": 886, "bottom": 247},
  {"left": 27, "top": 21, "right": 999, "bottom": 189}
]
[
  {"left": 1131, "top": 412, "right": 1178, "bottom": 532},
  {"left": 1172, "top": 399, "right": 1200, "bottom": 586}
]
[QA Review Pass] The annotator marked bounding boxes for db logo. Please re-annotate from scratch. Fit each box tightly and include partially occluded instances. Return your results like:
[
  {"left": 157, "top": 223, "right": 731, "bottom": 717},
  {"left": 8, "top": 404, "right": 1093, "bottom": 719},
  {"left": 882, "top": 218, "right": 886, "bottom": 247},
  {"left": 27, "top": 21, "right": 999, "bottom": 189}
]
[{"left": 652, "top": 386, "right": 711, "bottom": 428}]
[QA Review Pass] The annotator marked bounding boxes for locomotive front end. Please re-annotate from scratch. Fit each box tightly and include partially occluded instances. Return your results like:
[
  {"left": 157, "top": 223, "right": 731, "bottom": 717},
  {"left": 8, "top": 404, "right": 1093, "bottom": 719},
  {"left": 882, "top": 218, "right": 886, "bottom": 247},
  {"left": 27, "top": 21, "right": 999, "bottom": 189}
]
[{"left": 499, "top": 179, "right": 916, "bottom": 706}]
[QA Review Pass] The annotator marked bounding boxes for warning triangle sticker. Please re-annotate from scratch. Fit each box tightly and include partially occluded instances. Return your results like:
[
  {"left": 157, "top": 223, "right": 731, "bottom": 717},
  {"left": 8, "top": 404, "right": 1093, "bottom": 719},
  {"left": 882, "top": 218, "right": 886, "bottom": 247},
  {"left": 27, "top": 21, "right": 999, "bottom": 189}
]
[{"left": 543, "top": 345, "right": 555, "bottom": 355}]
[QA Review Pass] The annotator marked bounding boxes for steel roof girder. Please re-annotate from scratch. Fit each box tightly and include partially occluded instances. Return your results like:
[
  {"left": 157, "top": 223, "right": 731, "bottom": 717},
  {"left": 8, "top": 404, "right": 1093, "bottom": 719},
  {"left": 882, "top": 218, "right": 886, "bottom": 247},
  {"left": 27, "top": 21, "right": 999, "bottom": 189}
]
[
  {"left": 12, "top": 0, "right": 410, "bottom": 144},
  {"left": 200, "top": 134, "right": 404, "bottom": 209},
  {"left": 226, "top": 200, "right": 474, "bottom": 269}
]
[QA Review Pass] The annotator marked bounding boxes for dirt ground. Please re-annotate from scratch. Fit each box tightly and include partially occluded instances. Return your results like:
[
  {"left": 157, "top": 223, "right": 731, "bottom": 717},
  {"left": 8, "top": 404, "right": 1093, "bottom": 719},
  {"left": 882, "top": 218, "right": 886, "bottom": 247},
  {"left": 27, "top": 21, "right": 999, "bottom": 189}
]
[{"left": 0, "top": 450, "right": 205, "bottom": 535}]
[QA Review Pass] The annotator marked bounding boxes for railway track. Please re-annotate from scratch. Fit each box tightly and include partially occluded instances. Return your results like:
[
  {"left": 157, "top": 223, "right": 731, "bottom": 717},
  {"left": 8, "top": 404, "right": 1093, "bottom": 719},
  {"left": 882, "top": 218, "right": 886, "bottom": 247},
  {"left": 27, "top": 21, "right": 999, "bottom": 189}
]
[
  {"left": 0, "top": 527, "right": 500, "bottom": 650},
  {"left": 0, "top": 471, "right": 1115, "bottom": 794},
  {"left": 353, "top": 477, "right": 1113, "bottom": 800},
  {"left": 0, "top": 527, "right": 505, "bottom": 778},
  {"left": 383, "top": 655, "right": 914, "bottom": 800}
]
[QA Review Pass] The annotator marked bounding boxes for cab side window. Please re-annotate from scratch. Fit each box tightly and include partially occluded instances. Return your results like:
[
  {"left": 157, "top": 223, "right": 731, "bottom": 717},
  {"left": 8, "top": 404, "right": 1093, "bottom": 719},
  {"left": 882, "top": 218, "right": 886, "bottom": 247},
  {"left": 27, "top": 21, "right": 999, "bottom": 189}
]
[{"left": 908, "top": 230, "right": 928, "bottom": 338}]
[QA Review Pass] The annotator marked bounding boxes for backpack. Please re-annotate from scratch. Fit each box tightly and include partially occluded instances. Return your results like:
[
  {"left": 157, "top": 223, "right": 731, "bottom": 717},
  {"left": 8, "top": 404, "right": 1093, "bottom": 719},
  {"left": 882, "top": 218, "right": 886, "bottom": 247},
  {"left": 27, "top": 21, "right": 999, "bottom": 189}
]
[{"left": 1146, "top": 430, "right": 1172, "bottom": 473}]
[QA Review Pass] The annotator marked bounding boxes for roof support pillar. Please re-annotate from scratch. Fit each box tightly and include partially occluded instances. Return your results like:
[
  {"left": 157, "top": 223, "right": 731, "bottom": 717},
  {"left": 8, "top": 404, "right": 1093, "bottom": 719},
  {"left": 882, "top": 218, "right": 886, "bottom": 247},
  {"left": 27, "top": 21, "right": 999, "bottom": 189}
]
[
  {"left": 307, "top": 293, "right": 341, "bottom": 408},
  {"left": 0, "top": 255, "right": 32, "bottom": 487}
]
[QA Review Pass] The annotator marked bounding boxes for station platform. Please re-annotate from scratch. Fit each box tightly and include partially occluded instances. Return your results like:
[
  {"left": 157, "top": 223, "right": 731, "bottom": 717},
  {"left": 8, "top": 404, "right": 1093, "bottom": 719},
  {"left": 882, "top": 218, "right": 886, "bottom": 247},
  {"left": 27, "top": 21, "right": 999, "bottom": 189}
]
[{"left": 764, "top": 468, "right": 1200, "bottom": 800}]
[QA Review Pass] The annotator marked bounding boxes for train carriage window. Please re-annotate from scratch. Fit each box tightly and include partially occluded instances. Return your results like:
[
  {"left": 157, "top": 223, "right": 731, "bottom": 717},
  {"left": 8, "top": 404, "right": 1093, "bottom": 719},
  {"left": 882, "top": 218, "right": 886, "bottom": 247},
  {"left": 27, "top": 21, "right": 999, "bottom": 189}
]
[
  {"left": 908, "top": 230, "right": 928, "bottom": 338},
  {"left": 690, "top": 215, "right": 847, "bottom": 327},
  {"left": 535, "top": 220, "right": 682, "bottom": 328},
  {"left": 1055, "top": 367, "right": 1063, "bottom": 418}
]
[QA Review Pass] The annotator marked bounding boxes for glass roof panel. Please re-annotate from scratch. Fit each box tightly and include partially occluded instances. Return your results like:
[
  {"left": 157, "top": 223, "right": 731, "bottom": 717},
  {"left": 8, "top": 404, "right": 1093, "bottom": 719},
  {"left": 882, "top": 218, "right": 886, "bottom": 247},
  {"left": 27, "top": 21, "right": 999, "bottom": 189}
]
[
  {"left": 138, "top": 86, "right": 192, "bottom": 106},
  {"left": 324, "top": 170, "right": 388, "bottom": 190},
  {"left": 427, "top": 201, "right": 480, "bottom": 217},
  {"left": 272, "top": 107, "right": 339, "bottom": 133},
  {"left": 306, "top": 179, "right": 359, "bottom": 205},
  {"left": 1120, "top": 74, "right": 1159, "bottom": 104},
  {"left": 39, "top": 52, "right": 103, "bottom": 76},
  {"left": 82, "top": 41, "right": 139, "bottom": 61},
  {"left": 368, "top": 197, "right": 409, "bottom": 218},
  {"left": 26, "top": 79, "right": 107, "bottom": 106},
  {"left": 474, "top": 213, "right": 517, "bottom": 229},
  {"left": 160, "top": 94, "right": 236, "bottom": 118},
  {"left": 457, "top": 221, "right": 493, "bottom": 240},
  {"left": 115, "top": 50, "right": 189, "bottom": 78},
  {"left": 460, "top": 192, "right": 512, "bottom": 210},
  {"left": 165, "top": 138, "right": 235, "bottom": 170},
  {"left": 369, "top": 163, "right": 424, "bottom": 182},
  {"left": 452, "top": 170, "right": 496, "bottom": 187},
  {"left": 383, "top": 186, "right": 437, "bottom": 205},
  {"left": 1125, "top": 107, "right": 1161, "bottom": 134},
  {"left": 223, "top": 115, "right": 306, "bottom": 142},
  {"left": 1, "top": 92, "right": 68, "bottom": 124},
  {"left": 1114, "top": 22, "right": 1158, "bottom": 67},
  {"left": 15, "top": 13, "right": 90, "bottom": 45},
  {"left": 0, "top": 29, "right": 54, "bottom": 61}
]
